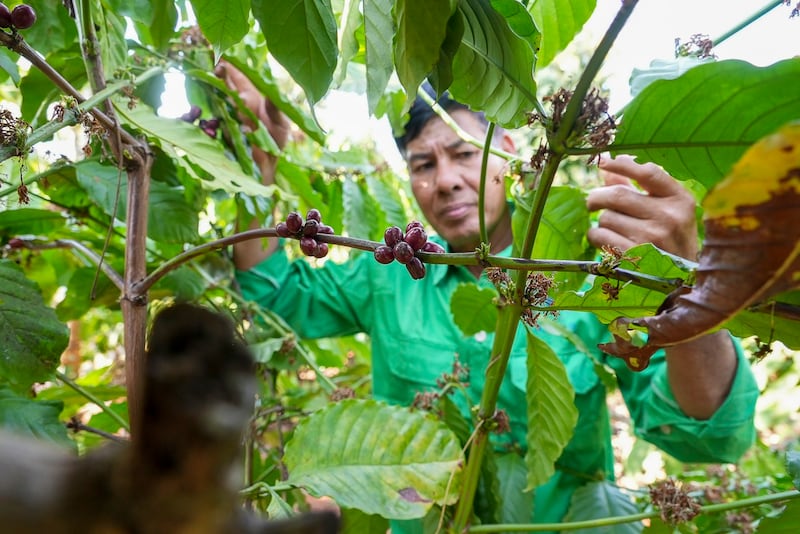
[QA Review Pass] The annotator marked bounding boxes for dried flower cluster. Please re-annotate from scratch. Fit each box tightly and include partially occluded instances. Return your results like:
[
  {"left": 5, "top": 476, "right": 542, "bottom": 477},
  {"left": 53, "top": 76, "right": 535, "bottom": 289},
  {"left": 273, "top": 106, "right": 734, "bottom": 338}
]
[{"left": 649, "top": 478, "right": 701, "bottom": 525}]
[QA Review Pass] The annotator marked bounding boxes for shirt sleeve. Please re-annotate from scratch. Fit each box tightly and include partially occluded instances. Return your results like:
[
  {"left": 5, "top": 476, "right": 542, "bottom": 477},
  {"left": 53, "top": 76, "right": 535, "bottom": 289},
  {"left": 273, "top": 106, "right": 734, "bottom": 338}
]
[
  {"left": 235, "top": 246, "right": 375, "bottom": 339},
  {"left": 603, "top": 336, "right": 758, "bottom": 464}
]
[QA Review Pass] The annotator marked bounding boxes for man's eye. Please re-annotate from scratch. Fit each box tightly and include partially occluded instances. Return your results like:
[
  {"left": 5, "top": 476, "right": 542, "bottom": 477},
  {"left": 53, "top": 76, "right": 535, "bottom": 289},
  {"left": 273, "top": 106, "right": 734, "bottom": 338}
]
[
  {"left": 457, "top": 151, "right": 478, "bottom": 160},
  {"left": 412, "top": 162, "right": 434, "bottom": 174}
]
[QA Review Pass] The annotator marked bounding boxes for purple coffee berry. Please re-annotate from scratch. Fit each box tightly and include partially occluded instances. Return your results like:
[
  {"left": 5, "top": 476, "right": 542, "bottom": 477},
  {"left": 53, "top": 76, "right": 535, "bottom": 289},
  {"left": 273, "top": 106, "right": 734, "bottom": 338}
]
[
  {"left": 406, "top": 220, "right": 424, "bottom": 233},
  {"left": 0, "top": 4, "right": 12, "bottom": 28},
  {"left": 302, "top": 219, "right": 319, "bottom": 237},
  {"left": 180, "top": 105, "right": 202, "bottom": 122},
  {"left": 276, "top": 222, "right": 291, "bottom": 238},
  {"left": 299, "top": 236, "right": 317, "bottom": 256},
  {"left": 373, "top": 245, "right": 395, "bottom": 264},
  {"left": 384, "top": 226, "right": 403, "bottom": 248},
  {"left": 421, "top": 241, "right": 445, "bottom": 254},
  {"left": 313, "top": 242, "right": 329, "bottom": 258},
  {"left": 306, "top": 208, "right": 321, "bottom": 222},
  {"left": 404, "top": 226, "right": 427, "bottom": 251},
  {"left": 406, "top": 257, "right": 426, "bottom": 280},
  {"left": 10, "top": 4, "right": 35, "bottom": 30},
  {"left": 393, "top": 241, "right": 414, "bottom": 264},
  {"left": 203, "top": 117, "right": 220, "bottom": 130},
  {"left": 317, "top": 224, "right": 334, "bottom": 235},
  {"left": 285, "top": 212, "right": 303, "bottom": 233}
]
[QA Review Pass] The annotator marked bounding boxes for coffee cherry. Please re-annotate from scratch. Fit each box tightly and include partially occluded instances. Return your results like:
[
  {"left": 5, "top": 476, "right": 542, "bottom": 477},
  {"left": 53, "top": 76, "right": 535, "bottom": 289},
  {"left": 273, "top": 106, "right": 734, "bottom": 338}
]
[
  {"left": 11, "top": 4, "right": 36, "bottom": 30},
  {"left": 317, "top": 224, "right": 334, "bottom": 235},
  {"left": 306, "top": 208, "right": 321, "bottom": 223},
  {"left": 421, "top": 241, "right": 445, "bottom": 254},
  {"left": 373, "top": 245, "right": 394, "bottom": 264},
  {"left": 7, "top": 237, "right": 24, "bottom": 249},
  {"left": 285, "top": 212, "right": 303, "bottom": 233},
  {"left": 180, "top": 105, "right": 202, "bottom": 123},
  {"left": 384, "top": 226, "right": 403, "bottom": 248},
  {"left": 406, "top": 220, "right": 423, "bottom": 233},
  {"left": 404, "top": 226, "right": 427, "bottom": 251},
  {"left": 313, "top": 242, "right": 329, "bottom": 258},
  {"left": 0, "top": 4, "right": 12, "bottom": 28},
  {"left": 302, "top": 219, "right": 319, "bottom": 237},
  {"left": 275, "top": 222, "right": 291, "bottom": 238},
  {"left": 406, "top": 257, "right": 426, "bottom": 280},
  {"left": 393, "top": 241, "right": 414, "bottom": 264},
  {"left": 299, "top": 236, "right": 317, "bottom": 256}
]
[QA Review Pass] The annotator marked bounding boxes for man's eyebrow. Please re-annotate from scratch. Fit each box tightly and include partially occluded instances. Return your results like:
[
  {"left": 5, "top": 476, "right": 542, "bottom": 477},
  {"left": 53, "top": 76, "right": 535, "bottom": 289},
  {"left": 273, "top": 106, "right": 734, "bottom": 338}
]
[{"left": 407, "top": 140, "right": 467, "bottom": 162}]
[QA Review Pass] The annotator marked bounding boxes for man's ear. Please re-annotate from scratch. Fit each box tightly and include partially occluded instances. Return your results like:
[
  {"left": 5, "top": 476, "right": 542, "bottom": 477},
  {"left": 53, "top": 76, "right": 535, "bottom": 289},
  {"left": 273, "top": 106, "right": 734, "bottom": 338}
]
[{"left": 500, "top": 131, "right": 516, "bottom": 155}]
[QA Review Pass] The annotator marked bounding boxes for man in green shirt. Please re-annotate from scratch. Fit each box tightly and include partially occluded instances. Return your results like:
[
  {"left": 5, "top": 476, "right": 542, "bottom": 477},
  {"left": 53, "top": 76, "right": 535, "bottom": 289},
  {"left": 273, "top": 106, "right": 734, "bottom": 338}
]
[{"left": 221, "top": 65, "right": 759, "bottom": 529}]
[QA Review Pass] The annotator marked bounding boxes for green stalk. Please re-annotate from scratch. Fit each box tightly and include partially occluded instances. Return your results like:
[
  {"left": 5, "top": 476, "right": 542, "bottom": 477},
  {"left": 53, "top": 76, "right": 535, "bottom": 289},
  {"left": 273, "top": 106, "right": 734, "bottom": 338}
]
[
  {"left": 712, "top": 0, "right": 786, "bottom": 47},
  {"left": 468, "top": 489, "right": 800, "bottom": 532},
  {"left": 56, "top": 370, "right": 130, "bottom": 433},
  {"left": 478, "top": 123, "right": 496, "bottom": 246}
]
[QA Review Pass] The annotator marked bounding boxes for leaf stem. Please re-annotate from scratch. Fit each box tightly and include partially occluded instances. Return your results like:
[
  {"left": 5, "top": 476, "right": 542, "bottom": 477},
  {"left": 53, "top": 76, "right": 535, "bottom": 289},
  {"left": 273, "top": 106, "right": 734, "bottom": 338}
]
[
  {"left": 467, "top": 489, "right": 800, "bottom": 532},
  {"left": 55, "top": 370, "right": 130, "bottom": 432},
  {"left": 712, "top": 0, "right": 786, "bottom": 47},
  {"left": 478, "top": 123, "right": 496, "bottom": 246}
]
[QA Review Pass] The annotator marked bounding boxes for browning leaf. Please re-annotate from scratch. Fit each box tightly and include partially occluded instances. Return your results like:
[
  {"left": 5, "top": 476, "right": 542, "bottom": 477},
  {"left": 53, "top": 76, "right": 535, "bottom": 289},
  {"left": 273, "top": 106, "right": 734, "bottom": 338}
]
[{"left": 601, "top": 122, "right": 800, "bottom": 369}]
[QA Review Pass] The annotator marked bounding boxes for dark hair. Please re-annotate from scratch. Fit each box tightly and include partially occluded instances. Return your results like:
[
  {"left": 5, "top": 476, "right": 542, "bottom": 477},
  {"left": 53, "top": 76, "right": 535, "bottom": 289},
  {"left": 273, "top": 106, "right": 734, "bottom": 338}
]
[{"left": 394, "top": 82, "right": 489, "bottom": 156}]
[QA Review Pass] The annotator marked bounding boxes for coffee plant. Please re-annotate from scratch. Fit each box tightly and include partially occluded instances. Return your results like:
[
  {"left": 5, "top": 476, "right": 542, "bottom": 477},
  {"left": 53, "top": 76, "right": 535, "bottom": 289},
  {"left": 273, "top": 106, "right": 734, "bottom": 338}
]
[{"left": 1, "top": 0, "right": 799, "bottom": 532}]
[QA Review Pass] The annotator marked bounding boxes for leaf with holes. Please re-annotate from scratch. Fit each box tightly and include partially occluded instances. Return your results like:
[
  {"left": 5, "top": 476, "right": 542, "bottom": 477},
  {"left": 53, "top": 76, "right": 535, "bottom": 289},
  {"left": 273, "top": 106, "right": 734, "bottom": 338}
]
[{"left": 284, "top": 399, "right": 463, "bottom": 520}]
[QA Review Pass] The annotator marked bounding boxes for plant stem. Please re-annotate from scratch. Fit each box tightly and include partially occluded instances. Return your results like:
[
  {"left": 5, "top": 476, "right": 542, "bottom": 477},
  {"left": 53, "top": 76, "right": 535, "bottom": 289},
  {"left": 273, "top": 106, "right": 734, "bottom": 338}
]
[
  {"left": 712, "top": 0, "right": 786, "bottom": 47},
  {"left": 21, "top": 239, "right": 124, "bottom": 290},
  {"left": 467, "top": 489, "right": 800, "bottom": 532},
  {"left": 478, "top": 123, "right": 496, "bottom": 246},
  {"left": 56, "top": 370, "right": 130, "bottom": 432}
]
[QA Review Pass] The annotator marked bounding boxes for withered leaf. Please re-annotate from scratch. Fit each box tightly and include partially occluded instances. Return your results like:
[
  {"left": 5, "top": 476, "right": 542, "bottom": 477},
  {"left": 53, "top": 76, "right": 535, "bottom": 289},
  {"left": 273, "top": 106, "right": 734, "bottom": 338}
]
[{"left": 601, "top": 122, "right": 800, "bottom": 370}]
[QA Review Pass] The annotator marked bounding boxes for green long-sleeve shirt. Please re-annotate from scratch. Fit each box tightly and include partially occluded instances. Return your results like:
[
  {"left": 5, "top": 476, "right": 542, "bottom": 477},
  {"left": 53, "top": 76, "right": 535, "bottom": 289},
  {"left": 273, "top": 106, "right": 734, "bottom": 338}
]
[{"left": 236, "top": 242, "right": 758, "bottom": 529}]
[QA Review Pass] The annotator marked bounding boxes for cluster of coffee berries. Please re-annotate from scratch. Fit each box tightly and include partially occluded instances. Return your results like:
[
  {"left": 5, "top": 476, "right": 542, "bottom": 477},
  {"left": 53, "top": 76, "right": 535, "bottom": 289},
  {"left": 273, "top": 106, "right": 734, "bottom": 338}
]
[
  {"left": 276, "top": 209, "right": 333, "bottom": 259},
  {"left": 179, "top": 105, "right": 220, "bottom": 138},
  {"left": 373, "top": 221, "right": 444, "bottom": 280},
  {"left": 0, "top": 3, "right": 36, "bottom": 30}
]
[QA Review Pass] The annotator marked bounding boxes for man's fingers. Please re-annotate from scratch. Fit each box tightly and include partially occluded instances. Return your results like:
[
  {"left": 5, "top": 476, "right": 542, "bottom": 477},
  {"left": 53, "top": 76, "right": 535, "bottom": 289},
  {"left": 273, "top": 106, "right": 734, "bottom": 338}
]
[
  {"left": 586, "top": 184, "right": 652, "bottom": 219},
  {"left": 599, "top": 155, "right": 680, "bottom": 198},
  {"left": 587, "top": 226, "right": 636, "bottom": 253}
]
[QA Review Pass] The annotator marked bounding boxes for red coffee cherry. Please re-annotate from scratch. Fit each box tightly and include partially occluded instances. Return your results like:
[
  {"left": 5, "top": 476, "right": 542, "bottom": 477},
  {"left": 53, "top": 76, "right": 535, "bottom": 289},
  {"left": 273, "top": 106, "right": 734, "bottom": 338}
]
[
  {"left": 11, "top": 4, "right": 36, "bottom": 30},
  {"left": 0, "top": 4, "right": 12, "bottom": 28}
]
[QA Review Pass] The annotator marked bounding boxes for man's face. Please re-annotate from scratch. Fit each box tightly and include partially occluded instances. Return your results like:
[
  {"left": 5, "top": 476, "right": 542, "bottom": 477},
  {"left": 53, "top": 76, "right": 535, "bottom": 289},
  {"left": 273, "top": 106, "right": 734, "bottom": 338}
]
[{"left": 405, "top": 109, "right": 514, "bottom": 253}]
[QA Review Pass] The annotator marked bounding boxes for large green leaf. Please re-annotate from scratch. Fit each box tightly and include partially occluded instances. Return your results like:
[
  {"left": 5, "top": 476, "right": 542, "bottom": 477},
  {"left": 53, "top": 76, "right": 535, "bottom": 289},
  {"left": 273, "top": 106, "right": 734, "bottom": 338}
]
[
  {"left": 284, "top": 398, "right": 463, "bottom": 520},
  {"left": 339, "top": 508, "right": 389, "bottom": 534},
  {"left": 512, "top": 185, "right": 592, "bottom": 292},
  {"left": 23, "top": 0, "right": 79, "bottom": 56},
  {"left": 191, "top": 0, "right": 250, "bottom": 57},
  {"left": 342, "top": 177, "right": 380, "bottom": 240},
  {"left": 491, "top": 0, "right": 539, "bottom": 47},
  {"left": 94, "top": 6, "right": 128, "bottom": 76},
  {"left": 252, "top": 0, "right": 338, "bottom": 105},
  {"left": 450, "top": 283, "right": 498, "bottom": 336},
  {"left": 130, "top": 0, "right": 178, "bottom": 50},
  {"left": 114, "top": 103, "right": 276, "bottom": 198},
  {"left": 496, "top": 452, "right": 533, "bottom": 524},
  {"left": 757, "top": 500, "right": 800, "bottom": 533},
  {"left": 563, "top": 480, "right": 642, "bottom": 533},
  {"left": 55, "top": 267, "right": 120, "bottom": 322},
  {"left": 0, "top": 260, "right": 69, "bottom": 391},
  {"left": 528, "top": 0, "right": 595, "bottom": 68},
  {"left": 524, "top": 330, "right": 578, "bottom": 490},
  {"left": 364, "top": 0, "right": 394, "bottom": 115},
  {"left": 448, "top": 0, "right": 538, "bottom": 128},
  {"left": 0, "top": 387, "right": 73, "bottom": 450},
  {"left": 394, "top": 0, "right": 459, "bottom": 100},
  {"left": 333, "top": 0, "right": 363, "bottom": 87},
  {"left": 613, "top": 58, "right": 800, "bottom": 188},
  {"left": 75, "top": 160, "right": 199, "bottom": 244},
  {"left": 0, "top": 208, "right": 66, "bottom": 235}
]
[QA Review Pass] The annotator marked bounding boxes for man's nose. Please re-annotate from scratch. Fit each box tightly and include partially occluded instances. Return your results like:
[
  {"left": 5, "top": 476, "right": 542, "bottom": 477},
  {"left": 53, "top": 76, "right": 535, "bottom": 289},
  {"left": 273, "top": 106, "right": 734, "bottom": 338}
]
[{"left": 434, "top": 157, "right": 463, "bottom": 191}]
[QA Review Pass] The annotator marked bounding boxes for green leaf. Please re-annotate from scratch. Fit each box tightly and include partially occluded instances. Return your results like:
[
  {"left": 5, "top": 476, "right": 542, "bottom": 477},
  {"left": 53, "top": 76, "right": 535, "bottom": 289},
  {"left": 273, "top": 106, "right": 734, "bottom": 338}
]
[
  {"left": 133, "top": 0, "right": 178, "bottom": 51},
  {"left": 55, "top": 266, "right": 120, "bottom": 322},
  {"left": 75, "top": 160, "right": 199, "bottom": 244},
  {"left": 150, "top": 265, "right": 208, "bottom": 301},
  {"left": 19, "top": 48, "right": 87, "bottom": 127},
  {"left": 552, "top": 244, "right": 691, "bottom": 324},
  {"left": 0, "top": 208, "right": 65, "bottom": 235},
  {"left": 104, "top": 0, "right": 153, "bottom": 24},
  {"left": 0, "top": 387, "right": 73, "bottom": 450},
  {"left": 448, "top": 0, "right": 538, "bottom": 128},
  {"left": 23, "top": 0, "right": 79, "bottom": 56},
  {"left": 342, "top": 177, "right": 380, "bottom": 240},
  {"left": 340, "top": 507, "right": 390, "bottom": 534},
  {"left": 757, "top": 500, "right": 800, "bottom": 533},
  {"left": 427, "top": 10, "right": 465, "bottom": 94},
  {"left": 524, "top": 330, "right": 578, "bottom": 490},
  {"left": 491, "top": 0, "right": 539, "bottom": 46},
  {"left": 613, "top": 58, "right": 800, "bottom": 188},
  {"left": 496, "top": 452, "right": 533, "bottom": 524},
  {"left": 394, "top": 0, "right": 459, "bottom": 100},
  {"left": 629, "top": 57, "right": 715, "bottom": 100},
  {"left": 0, "top": 48, "right": 20, "bottom": 85},
  {"left": 0, "top": 260, "right": 69, "bottom": 391},
  {"left": 333, "top": 0, "right": 363, "bottom": 87},
  {"left": 94, "top": 7, "right": 128, "bottom": 76},
  {"left": 284, "top": 398, "right": 463, "bottom": 520},
  {"left": 528, "top": 0, "right": 595, "bottom": 68},
  {"left": 253, "top": 0, "right": 338, "bottom": 105},
  {"left": 512, "top": 185, "right": 592, "bottom": 292},
  {"left": 191, "top": 0, "right": 251, "bottom": 57},
  {"left": 114, "top": 103, "right": 276, "bottom": 199},
  {"left": 450, "top": 283, "right": 498, "bottom": 336},
  {"left": 787, "top": 451, "right": 800, "bottom": 490},
  {"left": 563, "top": 480, "right": 642, "bottom": 533},
  {"left": 364, "top": 0, "right": 394, "bottom": 115}
]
